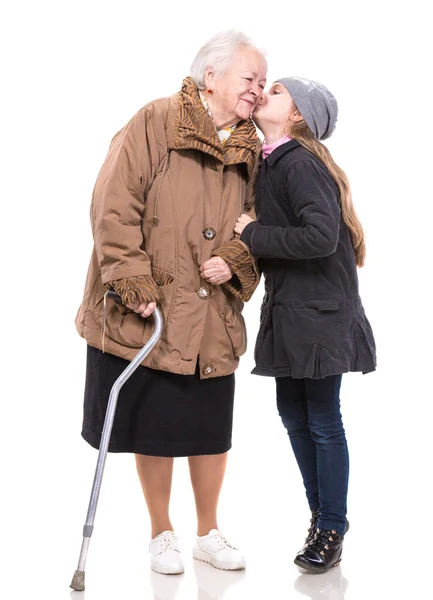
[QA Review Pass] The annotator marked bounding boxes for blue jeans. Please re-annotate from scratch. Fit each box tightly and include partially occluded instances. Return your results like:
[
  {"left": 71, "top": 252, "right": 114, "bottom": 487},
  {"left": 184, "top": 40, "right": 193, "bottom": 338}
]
[{"left": 276, "top": 374, "right": 349, "bottom": 535}]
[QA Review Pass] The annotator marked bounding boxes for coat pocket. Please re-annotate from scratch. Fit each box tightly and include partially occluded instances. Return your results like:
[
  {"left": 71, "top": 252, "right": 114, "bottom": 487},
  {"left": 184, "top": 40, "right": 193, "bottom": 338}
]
[
  {"left": 93, "top": 279, "right": 150, "bottom": 349},
  {"left": 354, "top": 313, "right": 376, "bottom": 362},
  {"left": 298, "top": 299, "right": 340, "bottom": 312},
  {"left": 93, "top": 268, "right": 176, "bottom": 349},
  {"left": 151, "top": 267, "right": 176, "bottom": 328},
  {"left": 224, "top": 302, "right": 247, "bottom": 358}
]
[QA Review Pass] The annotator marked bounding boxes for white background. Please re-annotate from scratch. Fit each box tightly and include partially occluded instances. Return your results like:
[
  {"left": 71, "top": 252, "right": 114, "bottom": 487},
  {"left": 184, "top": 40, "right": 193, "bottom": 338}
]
[{"left": 1, "top": 1, "right": 432, "bottom": 599}]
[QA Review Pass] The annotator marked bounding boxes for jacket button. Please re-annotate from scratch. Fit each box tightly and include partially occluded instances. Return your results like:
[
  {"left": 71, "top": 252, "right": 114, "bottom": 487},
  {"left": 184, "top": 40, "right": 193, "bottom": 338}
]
[
  {"left": 203, "top": 227, "right": 216, "bottom": 241},
  {"left": 203, "top": 364, "right": 213, "bottom": 376},
  {"left": 196, "top": 287, "right": 210, "bottom": 300}
]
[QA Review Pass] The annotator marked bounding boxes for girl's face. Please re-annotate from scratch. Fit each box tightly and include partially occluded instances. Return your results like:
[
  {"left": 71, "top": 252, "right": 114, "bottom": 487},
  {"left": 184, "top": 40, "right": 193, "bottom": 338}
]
[{"left": 253, "top": 82, "right": 301, "bottom": 134}]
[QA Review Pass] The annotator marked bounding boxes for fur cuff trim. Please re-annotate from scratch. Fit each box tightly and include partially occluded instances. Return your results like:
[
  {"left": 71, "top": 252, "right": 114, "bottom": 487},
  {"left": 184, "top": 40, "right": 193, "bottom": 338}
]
[
  {"left": 212, "top": 239, "right": 260, "bottom": 302},
  {"left": 106, "top": 274, "right": 162, "bottom": 305}
]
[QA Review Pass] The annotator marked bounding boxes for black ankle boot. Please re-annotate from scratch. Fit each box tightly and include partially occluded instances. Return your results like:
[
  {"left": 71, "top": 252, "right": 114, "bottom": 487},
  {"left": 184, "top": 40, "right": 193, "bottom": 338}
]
[{"left": 294, "top": 527, "right": 345, "bottom": 573}]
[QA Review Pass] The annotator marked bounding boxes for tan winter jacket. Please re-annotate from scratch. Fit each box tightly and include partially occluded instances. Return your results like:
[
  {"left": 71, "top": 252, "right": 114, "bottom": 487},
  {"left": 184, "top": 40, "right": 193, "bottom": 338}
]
[{"left": 75, "top": 77, "right": 260, "bottom": 378}]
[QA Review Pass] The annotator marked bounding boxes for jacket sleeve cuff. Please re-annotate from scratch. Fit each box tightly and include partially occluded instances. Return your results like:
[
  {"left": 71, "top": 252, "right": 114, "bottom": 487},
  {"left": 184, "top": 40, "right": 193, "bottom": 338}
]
[
  {"left": 105, "top": 274, "right": 162, "bottom": 305},
  {"left": 212, "top": 238, "right": 260, "bottom": 302},
  {"left": 240, "top": 221, "right": 260, "bottom": 249}
]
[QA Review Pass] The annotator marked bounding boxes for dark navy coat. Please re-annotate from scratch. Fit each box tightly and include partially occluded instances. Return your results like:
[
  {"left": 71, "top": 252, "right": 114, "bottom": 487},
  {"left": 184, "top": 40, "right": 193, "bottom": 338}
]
[{"left": 241, "top": 140, "right": 376, "bottom": 379}]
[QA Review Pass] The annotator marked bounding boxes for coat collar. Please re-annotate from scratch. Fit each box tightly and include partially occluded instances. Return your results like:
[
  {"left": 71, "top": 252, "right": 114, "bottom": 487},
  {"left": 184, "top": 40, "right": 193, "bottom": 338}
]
[
  {"left": 169, "top": 77, "right": 260, "bottom": 180},
  {"left": 265, "top": 139, "right": 301, "bottom": 167}
]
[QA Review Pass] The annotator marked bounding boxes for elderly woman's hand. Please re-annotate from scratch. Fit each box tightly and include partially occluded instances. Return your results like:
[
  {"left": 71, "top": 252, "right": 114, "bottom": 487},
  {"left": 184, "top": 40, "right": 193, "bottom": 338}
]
[
  {"left": 200, "top": 256, "right": 232, "bottom": 285},
  {"left": 234, "top": 213, "right": 255, "bottom": 235},
  {"left": 126, "top": 301, "right": 157, "bottom": 318}
]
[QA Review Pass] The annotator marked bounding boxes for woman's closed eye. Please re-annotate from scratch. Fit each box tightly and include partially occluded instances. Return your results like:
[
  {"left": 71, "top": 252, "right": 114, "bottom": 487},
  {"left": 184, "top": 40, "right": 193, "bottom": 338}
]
[{"left": 243, "top": 76, "right": 265, "bottom": 90}]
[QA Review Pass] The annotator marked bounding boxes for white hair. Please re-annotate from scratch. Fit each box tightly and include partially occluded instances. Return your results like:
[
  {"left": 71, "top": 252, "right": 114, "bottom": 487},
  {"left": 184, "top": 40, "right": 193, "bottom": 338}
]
[{"left": 190, "top": 30, "right": 263, "bottom": 90}]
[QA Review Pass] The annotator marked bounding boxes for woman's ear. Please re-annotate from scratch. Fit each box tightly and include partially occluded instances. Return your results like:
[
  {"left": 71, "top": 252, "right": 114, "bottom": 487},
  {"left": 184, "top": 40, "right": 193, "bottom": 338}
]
[{"left": 204, "top": 67, "right": 216, "bottom": 92}]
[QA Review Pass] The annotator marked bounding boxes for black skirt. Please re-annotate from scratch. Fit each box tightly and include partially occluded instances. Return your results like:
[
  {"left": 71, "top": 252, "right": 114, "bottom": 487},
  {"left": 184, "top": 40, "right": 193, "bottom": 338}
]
[{"left": 82, "top": 345, "right": 235, "bottom": 457}]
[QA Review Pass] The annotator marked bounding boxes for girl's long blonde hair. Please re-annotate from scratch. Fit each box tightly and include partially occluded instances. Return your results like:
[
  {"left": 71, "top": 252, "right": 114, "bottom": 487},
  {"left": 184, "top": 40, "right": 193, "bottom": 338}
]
[{"left": 287, "top": 119, "right": 366, "bottom": 267}]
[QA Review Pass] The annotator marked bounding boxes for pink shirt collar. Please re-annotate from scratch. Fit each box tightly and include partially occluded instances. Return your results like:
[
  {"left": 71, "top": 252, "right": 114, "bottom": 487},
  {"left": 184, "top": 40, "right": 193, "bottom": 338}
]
[{"left": 262, "top": 135, "right": 292, "bottom": 159}]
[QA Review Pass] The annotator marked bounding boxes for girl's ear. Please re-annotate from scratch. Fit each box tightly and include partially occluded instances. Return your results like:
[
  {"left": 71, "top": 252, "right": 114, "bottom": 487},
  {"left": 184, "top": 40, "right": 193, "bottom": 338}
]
[{"left": 291, "top": 109, "right": 303, "bottom": 123}]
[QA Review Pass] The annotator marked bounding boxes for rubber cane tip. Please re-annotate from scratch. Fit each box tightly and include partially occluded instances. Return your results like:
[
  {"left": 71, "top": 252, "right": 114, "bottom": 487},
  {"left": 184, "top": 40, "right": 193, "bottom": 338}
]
[{"left": 70, "top": 570, "right": 85, "bottom": 591}]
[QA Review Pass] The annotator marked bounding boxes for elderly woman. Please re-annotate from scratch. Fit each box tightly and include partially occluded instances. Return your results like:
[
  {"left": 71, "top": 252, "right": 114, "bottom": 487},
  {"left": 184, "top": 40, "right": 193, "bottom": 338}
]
[{"left": 75, "top": 30, "right": 267, "bottom": 574}]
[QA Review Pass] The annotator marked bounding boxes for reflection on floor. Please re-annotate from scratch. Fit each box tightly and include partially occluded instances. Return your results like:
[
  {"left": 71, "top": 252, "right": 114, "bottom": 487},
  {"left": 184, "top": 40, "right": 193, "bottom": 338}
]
[
  {"left": 151, "top": 561, "right": 247, "bottom": 600},
  {"left": 294, "top": 567, "right": 349, "bottom": 600},
  {"left": 149, "top": 559, "right": 349, "bottom": 600}
]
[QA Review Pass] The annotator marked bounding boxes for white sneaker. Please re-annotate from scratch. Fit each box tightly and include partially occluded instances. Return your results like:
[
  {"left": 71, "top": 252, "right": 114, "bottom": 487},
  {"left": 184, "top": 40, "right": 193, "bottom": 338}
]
[
  {"left": 193, "top": 529, "right": 246, "bottom": 571},
  {"left": 149, "top": 530, "right": 184, "bottom": 575}
]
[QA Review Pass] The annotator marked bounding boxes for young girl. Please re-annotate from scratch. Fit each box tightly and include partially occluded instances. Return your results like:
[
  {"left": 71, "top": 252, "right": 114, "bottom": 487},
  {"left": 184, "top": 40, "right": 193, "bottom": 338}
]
[{"left": 234, "top": 77, "right": 376, "bottom": 573}]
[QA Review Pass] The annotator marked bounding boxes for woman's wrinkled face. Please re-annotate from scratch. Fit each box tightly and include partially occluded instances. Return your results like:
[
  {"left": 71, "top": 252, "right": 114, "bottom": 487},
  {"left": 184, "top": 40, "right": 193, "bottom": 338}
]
[
  {"left": 209, "top": 47, "right": 267, "bottom": 123},
  {"left": 253, "top": 82, "right": 299, "bottom": 132}
]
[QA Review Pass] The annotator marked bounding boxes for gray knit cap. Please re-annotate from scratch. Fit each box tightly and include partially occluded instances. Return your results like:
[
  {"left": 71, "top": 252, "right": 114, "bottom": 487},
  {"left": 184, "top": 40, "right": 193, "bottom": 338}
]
[{"left": 276, "top": 76, "right": 338, "bottom": 140}]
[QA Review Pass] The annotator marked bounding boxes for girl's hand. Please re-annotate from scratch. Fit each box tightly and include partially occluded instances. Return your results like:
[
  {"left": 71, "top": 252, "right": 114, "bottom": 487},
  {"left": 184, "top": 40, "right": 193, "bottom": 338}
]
[
  {"left": 234, "top": 213, "right": 254, "bottom": 235},
  {"left": 200, "top": 256, "right": 232, "bottom": 285},
  {"left": 126, "top": 301, "right": 157, "bottom": 318}
]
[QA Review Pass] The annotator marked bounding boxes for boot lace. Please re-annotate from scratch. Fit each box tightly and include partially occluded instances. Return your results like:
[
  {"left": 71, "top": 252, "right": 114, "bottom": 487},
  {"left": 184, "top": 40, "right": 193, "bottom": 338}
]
[
  {"left": 305, "top": 515, "right": 319, "bottom": 545},
  {"left": 310, "top": 528, "right": 337, "bottom": 556}
]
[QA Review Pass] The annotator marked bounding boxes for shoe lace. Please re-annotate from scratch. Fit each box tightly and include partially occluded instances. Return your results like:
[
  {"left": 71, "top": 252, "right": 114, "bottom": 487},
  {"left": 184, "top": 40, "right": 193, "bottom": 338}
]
[
  {"left": 305, "top": 515, "right": 319, "bottom": 545},
  {"left": 310, "top": 528, "right": 337, "bottom": 555},
  {"left": 214, "top": 533, "right": 234, "bottom": 549},
  {"left": 159, "top": 532, "right": 179, "bottom": 553}
]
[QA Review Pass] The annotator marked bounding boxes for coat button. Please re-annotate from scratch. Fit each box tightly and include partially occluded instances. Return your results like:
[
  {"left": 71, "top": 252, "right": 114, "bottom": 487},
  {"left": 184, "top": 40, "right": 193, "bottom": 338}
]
[
  {"left": 203, "top": 227, "right": 216, "bottom": 241},
  {"left": 203, "top": 364, "right": 213, "bottom": 376},
  {"left": 196, "top": 287, "right": 210, "bottom": 300}
]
